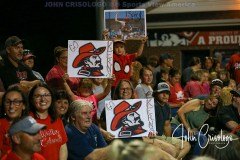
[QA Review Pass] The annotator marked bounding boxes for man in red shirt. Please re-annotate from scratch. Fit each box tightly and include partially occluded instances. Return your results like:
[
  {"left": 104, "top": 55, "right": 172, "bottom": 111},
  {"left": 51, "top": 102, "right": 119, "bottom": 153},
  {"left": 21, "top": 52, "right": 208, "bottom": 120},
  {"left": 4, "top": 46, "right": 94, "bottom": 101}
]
[
  {"left": 226, "top": 51, "right": 240, "bottom": 84},
  {"left": 2, "top": 116, "right": 46, "bottom": 160}
]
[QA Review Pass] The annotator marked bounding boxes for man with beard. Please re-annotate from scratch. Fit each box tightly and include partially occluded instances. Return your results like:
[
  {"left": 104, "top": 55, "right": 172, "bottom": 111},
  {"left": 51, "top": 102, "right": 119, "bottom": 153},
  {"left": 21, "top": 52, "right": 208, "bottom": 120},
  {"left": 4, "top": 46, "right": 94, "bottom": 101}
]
[
  {"left": 72, "top": 43, "right": 105, "bottom": 77},
  {"left": 1, "top": 116, "right": 46, "bottom": 160},
  {"left": 0, "top": 36, "right": 39, "bottom": 91}
]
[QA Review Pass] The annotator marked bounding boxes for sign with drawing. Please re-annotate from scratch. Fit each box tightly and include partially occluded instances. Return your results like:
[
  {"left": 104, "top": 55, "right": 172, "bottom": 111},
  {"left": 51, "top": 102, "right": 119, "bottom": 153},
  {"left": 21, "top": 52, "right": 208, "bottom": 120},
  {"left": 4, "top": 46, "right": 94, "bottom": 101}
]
[
  {"left": 68, "top": 40, "right": 113, "bottom": 78},
  {"left": 104, "top": 9, "right": 146, "bottom": 41},
  {"left": 105, "top": 98, "right": 156, "bottom": 138}
]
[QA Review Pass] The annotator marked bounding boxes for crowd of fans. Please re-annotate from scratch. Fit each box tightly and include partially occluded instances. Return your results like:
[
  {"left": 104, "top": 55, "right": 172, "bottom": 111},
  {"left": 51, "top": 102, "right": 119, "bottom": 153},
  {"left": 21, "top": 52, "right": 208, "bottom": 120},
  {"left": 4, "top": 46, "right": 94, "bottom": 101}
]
[{"left": 0, "top": 35, "right": 239, "bottom": 160}]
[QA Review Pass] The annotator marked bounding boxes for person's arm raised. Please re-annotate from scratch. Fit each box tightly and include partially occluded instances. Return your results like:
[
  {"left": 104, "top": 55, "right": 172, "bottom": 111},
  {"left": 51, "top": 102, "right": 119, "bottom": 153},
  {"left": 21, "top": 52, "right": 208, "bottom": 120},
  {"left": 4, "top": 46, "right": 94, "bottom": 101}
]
[
  {"left": 135, "top": 36, "right": 148, "bottom": 57},
  {"left": 62, "top": 73, "right": 76, "bottom": 101},
  {"left": 95, "top": 75, "right": 115, "bottom": 101}
]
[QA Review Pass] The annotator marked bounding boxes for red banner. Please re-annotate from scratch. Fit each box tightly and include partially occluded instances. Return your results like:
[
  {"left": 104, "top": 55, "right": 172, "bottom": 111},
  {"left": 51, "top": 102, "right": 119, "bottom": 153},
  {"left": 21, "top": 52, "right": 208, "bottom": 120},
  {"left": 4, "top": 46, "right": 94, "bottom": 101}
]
[{"left": 149, "top": 30, "right": 240, "bottom": 47}]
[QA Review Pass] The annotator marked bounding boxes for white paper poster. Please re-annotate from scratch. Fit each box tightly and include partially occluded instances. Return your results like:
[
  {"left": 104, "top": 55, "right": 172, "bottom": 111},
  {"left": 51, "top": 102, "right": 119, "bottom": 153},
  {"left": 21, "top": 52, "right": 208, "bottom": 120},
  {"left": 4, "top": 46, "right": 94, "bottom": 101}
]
[
  {"left": 105, "top": 98, "right": 156, "bottom": 138},
  {"left": 104, "top": 9, "right": 146, "bottom": 41},
  {"left": 68, "top": 40, "right": 113, "bottom": 78}
]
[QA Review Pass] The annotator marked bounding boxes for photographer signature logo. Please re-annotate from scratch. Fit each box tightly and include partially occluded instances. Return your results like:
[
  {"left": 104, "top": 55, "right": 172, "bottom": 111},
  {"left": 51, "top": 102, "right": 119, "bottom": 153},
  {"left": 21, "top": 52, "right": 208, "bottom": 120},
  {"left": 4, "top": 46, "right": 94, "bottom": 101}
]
[{"left": 172, "top": 124, "right": 239, "bottom": 149}]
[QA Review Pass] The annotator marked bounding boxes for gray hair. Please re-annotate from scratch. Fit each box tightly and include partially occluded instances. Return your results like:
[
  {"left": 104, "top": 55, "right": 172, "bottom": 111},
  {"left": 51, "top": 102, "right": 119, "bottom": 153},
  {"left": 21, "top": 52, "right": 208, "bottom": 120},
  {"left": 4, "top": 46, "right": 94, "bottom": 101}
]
[{"left": 68, "top": 100, "right": 93, "bottom": 123}]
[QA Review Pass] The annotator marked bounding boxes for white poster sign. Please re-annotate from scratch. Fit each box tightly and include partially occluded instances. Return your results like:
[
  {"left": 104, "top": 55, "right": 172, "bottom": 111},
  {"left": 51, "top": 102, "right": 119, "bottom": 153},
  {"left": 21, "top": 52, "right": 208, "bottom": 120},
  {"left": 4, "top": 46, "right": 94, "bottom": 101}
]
[
  {"left": 104, "top": 9, "right": 146, "bottom": 41},
  {"left": 68, "top": 40, "right": 113, "bottom": 78},
  {"left": 105, "top": 98, "right": 156, "bottom": 138}
]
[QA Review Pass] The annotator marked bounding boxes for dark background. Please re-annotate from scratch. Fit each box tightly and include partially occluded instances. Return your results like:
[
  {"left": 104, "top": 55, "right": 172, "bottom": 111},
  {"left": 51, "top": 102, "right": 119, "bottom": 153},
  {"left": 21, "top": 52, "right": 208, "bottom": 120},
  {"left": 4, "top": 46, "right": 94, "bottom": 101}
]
[{"left": 0, "top": 0, "right": 148, "bottom": 77}]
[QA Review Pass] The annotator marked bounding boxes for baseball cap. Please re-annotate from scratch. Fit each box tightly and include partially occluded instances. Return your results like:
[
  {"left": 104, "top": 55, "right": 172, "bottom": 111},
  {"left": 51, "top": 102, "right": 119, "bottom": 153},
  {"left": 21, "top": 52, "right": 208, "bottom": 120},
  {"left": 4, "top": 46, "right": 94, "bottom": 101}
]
[
  {"left": 230, "top": 90, "right": 240, "bottom": 97},
  {"left": 113, "top": 38, "right": 125, "bottom": 44},
  {"left": 160, "top": 53, "right": 174, "bottom": 60},
  {"left": 210, "top": 79, "right": 223, "bottom": 88},
  {"left": 9, "top": 116, "right": 46, "bottom": 136},
  {"left": 154, "top": 82, "right": 170, "bottom": 94},
  {"left": 22, "top": 49, "right": 36, "bottom": 61},
  {"left": 5, "top": 36, "right": 22, "bottom": 48}
]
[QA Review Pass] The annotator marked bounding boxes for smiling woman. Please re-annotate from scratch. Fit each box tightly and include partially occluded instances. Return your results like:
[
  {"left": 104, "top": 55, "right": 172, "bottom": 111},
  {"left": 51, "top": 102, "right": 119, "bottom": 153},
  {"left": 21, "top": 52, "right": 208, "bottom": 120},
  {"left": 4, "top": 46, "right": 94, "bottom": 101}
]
[
  {"left": 28, "top": 83, "right": 68, "bottom": 160},
  {"left": 0, "top": 86, "right": 29, "bottom": 158}
]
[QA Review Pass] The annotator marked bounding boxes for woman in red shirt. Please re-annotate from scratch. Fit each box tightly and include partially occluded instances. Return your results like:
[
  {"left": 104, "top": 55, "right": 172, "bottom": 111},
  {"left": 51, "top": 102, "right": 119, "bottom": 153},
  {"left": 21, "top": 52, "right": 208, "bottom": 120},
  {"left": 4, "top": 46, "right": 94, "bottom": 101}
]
[
  {"left": 29, "top": 83, "right": 68, "bottom": 160},
  {"left": 0, "top": 86, "right": 29, "bottom": 158}
]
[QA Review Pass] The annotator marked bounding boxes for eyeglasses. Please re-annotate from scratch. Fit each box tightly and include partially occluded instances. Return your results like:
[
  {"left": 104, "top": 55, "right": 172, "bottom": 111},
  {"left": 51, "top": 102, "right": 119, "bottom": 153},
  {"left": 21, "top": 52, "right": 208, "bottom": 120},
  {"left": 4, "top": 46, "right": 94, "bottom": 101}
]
[
  {"left": 4, "top": 100, "right": 23, "bottom": 106},
  {"left": 34, "top": 93, "right": 51, "bottom": 99}
]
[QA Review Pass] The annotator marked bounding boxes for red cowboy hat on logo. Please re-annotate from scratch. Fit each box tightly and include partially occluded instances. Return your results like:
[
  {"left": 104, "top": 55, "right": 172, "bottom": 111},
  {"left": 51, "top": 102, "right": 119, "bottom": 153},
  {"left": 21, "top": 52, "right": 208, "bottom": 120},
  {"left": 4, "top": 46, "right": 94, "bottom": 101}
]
[
  {"left": 72, "top": 42, "right": 106, "bottom": 68},
  {"left": 111, "top": 101, "right": 142, "bottom": 131}
]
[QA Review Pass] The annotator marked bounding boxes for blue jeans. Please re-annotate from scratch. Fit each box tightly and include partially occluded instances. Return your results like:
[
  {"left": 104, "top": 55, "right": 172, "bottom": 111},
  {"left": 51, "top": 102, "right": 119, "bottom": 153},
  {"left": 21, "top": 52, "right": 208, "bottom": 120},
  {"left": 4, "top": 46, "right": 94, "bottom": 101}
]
[{"left": 171, "top": 124, "right": 208, "bottom": 155}]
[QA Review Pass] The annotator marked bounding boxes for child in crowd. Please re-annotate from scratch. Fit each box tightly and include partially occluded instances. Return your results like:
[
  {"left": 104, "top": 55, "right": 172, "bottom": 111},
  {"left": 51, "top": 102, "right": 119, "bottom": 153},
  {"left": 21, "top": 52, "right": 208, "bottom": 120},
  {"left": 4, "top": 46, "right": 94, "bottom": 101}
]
[
  {"left": 103, "top": 30, "right": 148, "bottom": 95},
  {"left": 63, "top": 74, "right": 114, "bottom": 124},
  {"left": 218, "top": 69, "right": 230, "bottom": 87}
]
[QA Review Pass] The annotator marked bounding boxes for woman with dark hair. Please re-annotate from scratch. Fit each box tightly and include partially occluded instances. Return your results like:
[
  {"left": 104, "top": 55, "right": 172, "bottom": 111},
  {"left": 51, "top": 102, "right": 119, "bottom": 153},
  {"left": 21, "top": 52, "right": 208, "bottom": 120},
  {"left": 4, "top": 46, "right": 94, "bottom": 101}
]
[
  {"left": 54, "top": 90, "right": 71, "bottom": 126},
  {"left": 181, "top": 57, "right": 202, "bottom": 87},
  {"left": 0, "top": 86, "right": 29, "bottom": 157},
  {"left": 45, "top": 46, "right": 80, "bottom": 92},
  {"left": 204, "top": 56, "right": 215, "bottom": 73},
  {"left": 168, "top": 68, "right": 186, "bottom": 117},
  {"left": 113, "top": 79, "right": 136, "bottom": 100},
  {"left": 29, "top": 83, "right": 68, "bottom": 160}
]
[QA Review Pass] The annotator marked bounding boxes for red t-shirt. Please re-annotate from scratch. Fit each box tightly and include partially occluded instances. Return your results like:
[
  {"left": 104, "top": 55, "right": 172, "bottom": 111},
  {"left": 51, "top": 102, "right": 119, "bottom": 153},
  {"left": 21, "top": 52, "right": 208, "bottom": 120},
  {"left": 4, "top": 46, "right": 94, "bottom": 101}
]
[
  {"left": 113, "top": 53, "right": 136, "bottom": 87},
  {"left": 226, "top": 53, "right": 240, "bottom": 84},
  {"left": 0, "top": 119, "right": 11, "bottom": 158},
  {"left": 168, "top": 83, "right": 185, "bottom": 104},
  {"left": 1, "top": 152, "right": 45, "bottom": 160},
  {"left": 29, "top": 114, "right": 67, "bottom": 160},
  {"left": 184, "top": 80, "right": 208, "bottom": 98},
  {"left": 45, "top": 65, "right": 80, "bottom": 92}
]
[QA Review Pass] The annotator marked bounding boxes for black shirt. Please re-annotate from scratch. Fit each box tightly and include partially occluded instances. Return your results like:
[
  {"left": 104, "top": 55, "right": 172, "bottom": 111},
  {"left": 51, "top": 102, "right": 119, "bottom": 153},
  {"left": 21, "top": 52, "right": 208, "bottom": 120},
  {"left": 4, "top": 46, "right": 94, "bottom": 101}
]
[
  {"left": 218, "top": 104, "right": 240, "bottom": 131},
  {"left": 154, "top": 100, "right": 171, "bottom": 136},
  {"left": 0, "top": 55, "right": 37, "bottom": 89}
]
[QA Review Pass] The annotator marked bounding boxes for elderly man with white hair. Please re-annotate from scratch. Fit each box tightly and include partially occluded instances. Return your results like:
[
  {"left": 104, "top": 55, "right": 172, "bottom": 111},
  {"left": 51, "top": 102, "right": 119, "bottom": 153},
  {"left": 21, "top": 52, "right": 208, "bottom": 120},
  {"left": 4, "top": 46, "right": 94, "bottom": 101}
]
[{"left": 65, "top": 100, "right": 110, "bottom": 160}]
